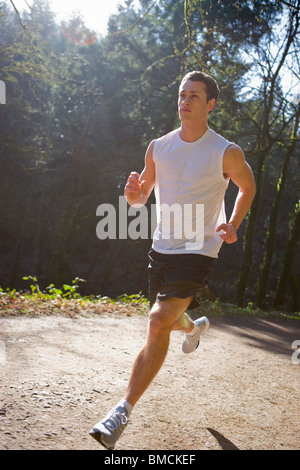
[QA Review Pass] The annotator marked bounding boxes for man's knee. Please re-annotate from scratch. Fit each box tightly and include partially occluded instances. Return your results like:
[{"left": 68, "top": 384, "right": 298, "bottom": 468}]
[
  {"left": 148, "top": 301, "right": 173, "bottom": 339},
  {"left": 148, "top": 297, "right": 193, "bottom": 340}
]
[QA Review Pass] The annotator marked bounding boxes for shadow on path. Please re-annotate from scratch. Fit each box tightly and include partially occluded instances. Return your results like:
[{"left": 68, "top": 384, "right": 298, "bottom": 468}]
[
  {"left": 207, "top": 428, "right": 240, "bottom": 450},
  {"left": 209, "top": 316, "right": 300, "bottom": 357}
]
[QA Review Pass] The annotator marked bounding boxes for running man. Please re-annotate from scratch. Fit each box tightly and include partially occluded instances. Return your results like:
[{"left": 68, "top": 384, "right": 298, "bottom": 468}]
[{"left": 89, "top": 71, "right": 256, "bottom": 449}]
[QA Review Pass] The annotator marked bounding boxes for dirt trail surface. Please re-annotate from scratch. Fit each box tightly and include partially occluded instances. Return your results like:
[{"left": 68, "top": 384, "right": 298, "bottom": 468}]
[{"left": 0, "top": 310, "right": 299, "bottom": 451}]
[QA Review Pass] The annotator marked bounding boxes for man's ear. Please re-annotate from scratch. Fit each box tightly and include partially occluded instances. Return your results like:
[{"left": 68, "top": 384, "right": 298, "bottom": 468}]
[{"left": 208, "top": 98, "right": 216, "bottom": 112}]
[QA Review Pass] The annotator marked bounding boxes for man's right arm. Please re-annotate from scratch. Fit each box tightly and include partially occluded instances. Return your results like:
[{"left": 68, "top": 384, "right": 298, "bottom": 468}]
[{"left": 124, "top": 140, "right": 156, "bottom": 207}]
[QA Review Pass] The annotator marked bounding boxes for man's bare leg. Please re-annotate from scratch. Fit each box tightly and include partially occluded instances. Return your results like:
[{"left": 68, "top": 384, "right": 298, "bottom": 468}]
[
  {"left": 125, "top": 296, "right": 193, "bottom": 407},
  {"left": 90, "top": 297, "right": 209, "bottom": 449},
  {"left": 89, "top": 295, "right": 208, "bottom": 449},
  {"left": 172, "top": 311, "right": 194, "bottom": 332}
]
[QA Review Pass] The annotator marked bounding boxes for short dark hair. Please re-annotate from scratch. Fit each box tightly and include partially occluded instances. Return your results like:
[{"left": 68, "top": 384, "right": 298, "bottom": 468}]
[{"left": 180, "top": 71, "right": 220, "bottom": 103}]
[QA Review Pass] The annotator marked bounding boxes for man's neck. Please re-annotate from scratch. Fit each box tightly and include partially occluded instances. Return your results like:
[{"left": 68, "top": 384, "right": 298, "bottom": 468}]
[{"left": 179, "top": 122, "right": 208, "bottom": 143}]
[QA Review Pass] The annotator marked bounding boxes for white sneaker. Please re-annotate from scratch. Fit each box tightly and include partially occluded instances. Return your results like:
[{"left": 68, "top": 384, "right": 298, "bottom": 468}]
[
  {"left": 182, "top": 316, "right": 210, "bottom": 354},
  {"left": 89, "top": 405, "right": 129, "bottom": 449}
]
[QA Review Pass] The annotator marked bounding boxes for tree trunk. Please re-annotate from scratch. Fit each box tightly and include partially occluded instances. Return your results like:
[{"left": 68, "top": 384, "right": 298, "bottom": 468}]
[
  {"left": 273, "top": 201, "right": 300, "bottom": 309},
  {"left": 234, "top": 150, "right": 265, "bottom": 306},
  {"left": 256, "top": 106, "right": 300, "bottom": 307}
]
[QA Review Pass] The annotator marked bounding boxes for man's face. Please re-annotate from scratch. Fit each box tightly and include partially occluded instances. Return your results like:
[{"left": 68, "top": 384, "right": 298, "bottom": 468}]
[{"left": 178, "top": 79, "right": 215, "bottom": 122}]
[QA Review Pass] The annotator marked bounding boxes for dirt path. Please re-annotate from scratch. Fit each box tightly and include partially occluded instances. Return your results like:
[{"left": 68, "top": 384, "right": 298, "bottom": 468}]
[{"left": 0, "top": 311, "right": 299, "bottom": 450}]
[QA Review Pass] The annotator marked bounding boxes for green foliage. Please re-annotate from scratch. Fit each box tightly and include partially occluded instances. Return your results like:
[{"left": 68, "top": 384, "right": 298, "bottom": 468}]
[
  {"left": 190, "top": 299, "right": 300, "bottom": 321},
  {"left": 1, "top": 277, "right": 298, "bottom": 320},
  {"left": 0, "top": 275, "right": 150, "bottom": 317},
  {"left": 22, "top": 275, "right": 85, "bottom": 300},
  {"left": 117, "top": 292, "right": 149, "bottom": 306},
  {"left": 22, "top": 276, "right": 148, "bottom": 307}
]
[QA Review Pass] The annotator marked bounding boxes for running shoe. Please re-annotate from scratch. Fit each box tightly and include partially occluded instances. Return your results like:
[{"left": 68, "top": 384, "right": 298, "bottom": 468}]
[
  {"left": 182, "top": 316, "right": 210, "bottom": 354},
  {"left": 89, "top": 405, "right": 129, "bottom": 449}
]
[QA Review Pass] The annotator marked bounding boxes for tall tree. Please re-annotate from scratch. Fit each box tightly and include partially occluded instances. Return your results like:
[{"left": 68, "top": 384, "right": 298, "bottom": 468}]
[
  {"left": 234, "top": 1, "right": 300, "bottom": 305},
  {"left": 274, "top": 200, "right": 300, "bottom": 310},
  {"left": 256, "top": 104, "right": 300, "bottom": 307}
]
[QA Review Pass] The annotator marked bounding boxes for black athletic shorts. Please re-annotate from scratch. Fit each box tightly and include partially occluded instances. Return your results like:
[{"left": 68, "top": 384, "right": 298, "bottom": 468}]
[{"left": 148, "top": 248, "right": 217, "bottom": 310}]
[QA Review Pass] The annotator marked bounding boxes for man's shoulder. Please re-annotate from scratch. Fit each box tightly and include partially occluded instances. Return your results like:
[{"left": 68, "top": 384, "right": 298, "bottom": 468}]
[
  {"left": 224, "top": 143, "right": 244, "bottom": 157},
  {"left": 152, "top": 129, "right": 179, "bottom": 163},
  {"left": 223, "top": 144, "right": 246, "bottom": 175},
  {"left": 156, "top": 128, "right": 179, "bottom": 144},
  {"left": 207, "top": 128, "right": 231, "bottom": 145}
]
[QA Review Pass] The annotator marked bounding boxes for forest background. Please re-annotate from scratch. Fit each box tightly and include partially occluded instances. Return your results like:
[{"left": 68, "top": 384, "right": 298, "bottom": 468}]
[{"left": 0, "top": 0, "right": 299, "bottom": 312}]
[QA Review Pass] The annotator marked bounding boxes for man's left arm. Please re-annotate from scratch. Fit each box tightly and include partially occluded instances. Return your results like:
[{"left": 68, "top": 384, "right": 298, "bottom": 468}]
[{"left": 217, "top": 144, "right": 256, "bottom": 244}]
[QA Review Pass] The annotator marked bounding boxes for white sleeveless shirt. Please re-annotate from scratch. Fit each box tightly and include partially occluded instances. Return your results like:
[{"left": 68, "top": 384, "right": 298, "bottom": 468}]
[{"left": 152, "top": 128, "right": 231, "bottom": 258}]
